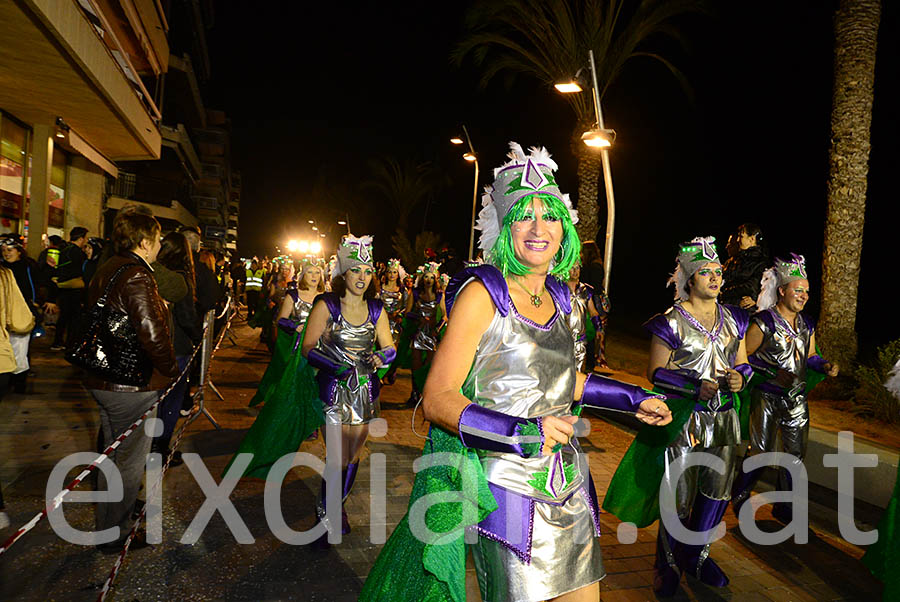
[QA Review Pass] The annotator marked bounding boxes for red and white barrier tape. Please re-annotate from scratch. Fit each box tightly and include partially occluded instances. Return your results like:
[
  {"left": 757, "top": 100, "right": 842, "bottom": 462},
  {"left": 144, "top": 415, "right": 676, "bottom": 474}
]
[{"left": 0, "top": 315, "right": 214, "bottom": 557}]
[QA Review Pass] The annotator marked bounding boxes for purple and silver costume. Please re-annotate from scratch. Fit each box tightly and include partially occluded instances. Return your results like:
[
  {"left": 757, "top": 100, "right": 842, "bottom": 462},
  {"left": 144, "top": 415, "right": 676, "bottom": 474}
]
[
  {"left": 311, "top": 294, "right": 383, "bottom": 425},
  {"left": 567, "top": 281, "right": 593, "bottom": 372},
  {"left": 410, "top": 290, "right": 442, "bottom": 351}
]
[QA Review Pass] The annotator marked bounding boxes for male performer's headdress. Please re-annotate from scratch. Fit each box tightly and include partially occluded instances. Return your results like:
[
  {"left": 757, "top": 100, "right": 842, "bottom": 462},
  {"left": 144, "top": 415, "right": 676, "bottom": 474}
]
[
  {"left": 476, "top": 142, "right": 580, "bottom": 278},
  {"left": 333, "top": 234, "right": 374, "bottom": 279},
  {"left": 757, "top": 253, "right": 807, "bottom": 310},
  {"left": 385, "top": 257, "right": 407, "bottom": 280},
  {"left": 667, "top": 236, "right": 720, "bottom": 302}
]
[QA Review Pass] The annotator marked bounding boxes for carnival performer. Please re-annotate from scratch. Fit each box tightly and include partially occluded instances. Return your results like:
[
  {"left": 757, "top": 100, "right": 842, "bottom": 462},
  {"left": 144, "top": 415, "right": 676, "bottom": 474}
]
[
  {"left": 377, "top": 258, "right": 407, "bottom": 385},
  {"left": 862, "top": 357, "right": 900, "bottom": 601},
  {"left": 603, "top": 236, "right": 753, "bottom": 597},
  {"left": 403, "top": 261, "right": 445, "bottom": 406},
  {"left": 360, "top": 143, "right": 671, "bottom": 602},
  {"left": 730, "top": 254, "right": 838, "bottom": 523},
  {"left": 223, "top": 258, "right": 328, "bottom": 480},
  {"left": 259, "top": 257, "right": 295, "bottom": 347},
  {"left": 567, "top": 261, "right": 602, "bottom": 373},
  {"left": 249, "top": 257, "right": 324, "bottom": 407},
  {"left": 302, "top": 235, "right": 395, "bottom": 540}
]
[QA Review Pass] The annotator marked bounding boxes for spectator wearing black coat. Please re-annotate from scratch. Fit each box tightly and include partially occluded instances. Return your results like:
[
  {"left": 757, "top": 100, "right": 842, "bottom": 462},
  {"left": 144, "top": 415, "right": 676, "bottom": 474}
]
[
  {"left": 721, "top": 223, "right": 769, "bottom": 311},
  {"left": 51, "top": 226, "right": 89, "bottom": 350}
]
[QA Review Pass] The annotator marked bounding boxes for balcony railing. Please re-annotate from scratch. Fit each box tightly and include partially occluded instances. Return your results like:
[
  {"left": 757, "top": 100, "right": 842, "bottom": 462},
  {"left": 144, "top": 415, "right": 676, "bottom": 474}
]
[{"left": 108, "top": 171, "right": 195, "bottom": 213}]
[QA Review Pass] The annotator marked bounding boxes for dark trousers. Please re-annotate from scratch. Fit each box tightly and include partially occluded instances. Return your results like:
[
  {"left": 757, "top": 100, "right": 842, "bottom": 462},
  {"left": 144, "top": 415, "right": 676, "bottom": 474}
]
[
  {"left": 54, "top": 288, "right": 83, "bottom": 347},
  {"left": 246, "top": 290, "right": 260, "bottom": 319},
  {"left": 155, "top": 355, "right": 190, "bottom": 447},
  {"left": 0, "top": 373, "right": 7, "bottom": 509},
  {"left": 91, "top": 389, "right": 158, "bottom": 543}
]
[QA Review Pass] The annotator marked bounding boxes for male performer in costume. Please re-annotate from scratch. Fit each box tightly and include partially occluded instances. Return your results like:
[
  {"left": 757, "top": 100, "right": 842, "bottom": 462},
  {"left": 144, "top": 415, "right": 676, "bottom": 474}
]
[
  {"left": 731, "top": 254, "right": 838, "bottom": 523},
  {"left": 603, "top": 237, "right": 753, "bottom": 597}
]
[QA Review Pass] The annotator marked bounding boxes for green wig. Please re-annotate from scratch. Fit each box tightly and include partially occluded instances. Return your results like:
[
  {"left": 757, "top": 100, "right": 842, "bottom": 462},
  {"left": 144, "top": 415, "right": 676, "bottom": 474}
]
[{"left": 487, "top": 193, "right": 581, "bottom": 279}]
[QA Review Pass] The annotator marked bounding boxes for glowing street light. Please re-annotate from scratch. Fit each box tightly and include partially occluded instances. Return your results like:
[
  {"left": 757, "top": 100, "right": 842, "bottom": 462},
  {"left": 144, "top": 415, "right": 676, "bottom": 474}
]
[
  {"left": 286, "top": 240, "right": 299, "bottom": 253},
  {"left": 308, "top": 220, "right": 314, "bottom": 224},
  {"left": 450, "top": 137, "right": 464, "bottom": 145},
  {"left": 581, "top": 129, "right": 616, "bottom": 149},
  {"left": 451, "top": 125, "right": 480, "bottom": 262},
  {"left": 463, "top": 152, "right": 476, "bottom": 162},
  {"left": 310, "top": 241, "right": 322, "bottom": 254},
  {"left": 554, "top": 81, "right": 583, "bottom": 93},
  {"left": 298, "top": 240, "right": 310, "bottom": 253}
]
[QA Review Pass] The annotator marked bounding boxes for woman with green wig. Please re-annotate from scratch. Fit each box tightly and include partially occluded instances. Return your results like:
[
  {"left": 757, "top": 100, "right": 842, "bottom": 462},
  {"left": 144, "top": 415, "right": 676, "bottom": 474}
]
[{"left": 360, "top": 142, "right": 672, "bottom": 602}]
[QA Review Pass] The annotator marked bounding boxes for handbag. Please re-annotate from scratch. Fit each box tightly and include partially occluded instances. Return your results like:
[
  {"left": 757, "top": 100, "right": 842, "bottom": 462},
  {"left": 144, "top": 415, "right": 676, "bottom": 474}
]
[{"left": 65, "top": 263, "right": 153, "bottom": 386}]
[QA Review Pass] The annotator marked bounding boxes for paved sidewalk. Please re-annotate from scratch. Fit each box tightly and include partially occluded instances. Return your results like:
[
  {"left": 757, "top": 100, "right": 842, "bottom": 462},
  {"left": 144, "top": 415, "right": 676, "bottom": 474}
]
[{"left": 0, "top": 320, "right": 885, "bottom": 601}]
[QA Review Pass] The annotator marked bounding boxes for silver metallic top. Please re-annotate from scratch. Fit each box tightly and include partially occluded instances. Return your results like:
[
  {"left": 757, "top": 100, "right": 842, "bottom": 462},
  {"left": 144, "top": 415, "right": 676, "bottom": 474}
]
[
  {"left": 752, "top": 308, "right": 812, "bottom": 388},
  {"left": 378, "top": 287, "right": 406, "bottom": 315},
  {"left": 289, "top": 295, "right": 313, "bottom": 326},
  {"left": 316, "top": 310, "right": 378, "bottom": 419},
  {"left": 459, "top": 280, "right": 583, "bottom": 504},
  {"left": 567, "top": 282, "right": 592, "bottom": 372},
  {"left": 660, "top": 303, "right": 743, "bottom": 381},
  {"left": 412, "top": 292, "right": 442, "bottom": 351}
]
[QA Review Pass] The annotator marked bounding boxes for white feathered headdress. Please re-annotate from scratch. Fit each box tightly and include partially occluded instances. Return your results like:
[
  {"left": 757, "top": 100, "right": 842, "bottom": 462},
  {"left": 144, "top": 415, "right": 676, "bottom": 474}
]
[
  {"left": 667, "top": 236, "right": 721, "bottom": 302},
  {"left": 386, "top": 258, "right": 407, "bottom": 281},
  {"left": 333, "top": 234, "right": 374, "bottom": 279},
  {"left": 475, "top": 142, "right": 578, "bottom": 255},
  {"left": 756, "top": 253, "right": 808, "bottom": 310}
]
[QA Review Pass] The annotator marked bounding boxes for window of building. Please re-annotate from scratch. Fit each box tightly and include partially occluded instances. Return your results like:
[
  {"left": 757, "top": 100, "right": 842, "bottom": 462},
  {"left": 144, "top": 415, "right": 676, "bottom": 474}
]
[
  {"left": 48, "top": 147, "right": 67, "bottom": 236},
  {"left": 0, "top": 111, "right": 28, "bottom": 235}
]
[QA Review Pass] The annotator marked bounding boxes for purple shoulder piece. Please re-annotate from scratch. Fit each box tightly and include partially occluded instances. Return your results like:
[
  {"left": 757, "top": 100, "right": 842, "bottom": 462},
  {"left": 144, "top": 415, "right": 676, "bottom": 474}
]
[
  {"left": 544, "top": 275, "right": 572, "bottom": 315},
  {"left": 723, "top": 304, "right": 751, "bottom": 338},
  {"left": 286, "top": 288, "right": 299, "bottom": 304},
  {"left": 445, "top": 265, "right": 510, "bottom": 318},
  {"left": 800, "top": 312, "right": 815, "bottom": 333},
  {"left": 367, "top": 298, "right": 384, "bottom": 324},
  {"left": 754, "top": 309, "right": 776, "bottom": 334},
  {"left": 316, "top": 293, "right": 341, "bottom": 322},
  {"left": 643, "top": 313, "right": 681, "bottom": 350}
]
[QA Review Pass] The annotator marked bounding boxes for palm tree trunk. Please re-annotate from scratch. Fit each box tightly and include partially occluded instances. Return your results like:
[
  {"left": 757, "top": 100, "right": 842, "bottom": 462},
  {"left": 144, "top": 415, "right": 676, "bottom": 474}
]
[
  {"left": 573, "top": 123, "right": 602, "bottom": 243},
  {"left": 819, "top": 0, "right": 881, "bottom": 368}
]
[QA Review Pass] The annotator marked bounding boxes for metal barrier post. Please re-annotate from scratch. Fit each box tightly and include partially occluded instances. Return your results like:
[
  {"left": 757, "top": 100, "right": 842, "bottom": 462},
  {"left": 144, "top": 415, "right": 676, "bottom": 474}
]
[{"left": 192, "top": 309, "right": 221, "bottom": 429}]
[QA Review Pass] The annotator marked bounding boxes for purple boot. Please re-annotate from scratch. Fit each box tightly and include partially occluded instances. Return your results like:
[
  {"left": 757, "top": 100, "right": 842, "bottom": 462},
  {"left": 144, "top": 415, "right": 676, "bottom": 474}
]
[
  {"left": 676, "top": 494, "right": 730, "bottom": 587},
  {"left": 341, "top": 462, "right": 359, "bottom": 535},
  {"left": 731, "top": 462, "right": 765, "bottom": 521},
  {"left": 653, "top": 525, "right": 682, "bottom": 597}
]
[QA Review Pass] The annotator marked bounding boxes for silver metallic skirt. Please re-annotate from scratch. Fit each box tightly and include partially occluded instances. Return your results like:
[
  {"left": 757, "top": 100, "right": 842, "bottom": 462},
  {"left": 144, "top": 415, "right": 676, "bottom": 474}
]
[{"left": 470, "top": 488, "right": 604, "bottom": 602}]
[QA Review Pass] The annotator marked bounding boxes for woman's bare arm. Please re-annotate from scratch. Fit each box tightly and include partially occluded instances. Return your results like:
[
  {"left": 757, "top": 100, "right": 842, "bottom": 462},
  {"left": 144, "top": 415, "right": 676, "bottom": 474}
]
[{"left": 301, "top": 300, "right": 330, "bottom": 357}]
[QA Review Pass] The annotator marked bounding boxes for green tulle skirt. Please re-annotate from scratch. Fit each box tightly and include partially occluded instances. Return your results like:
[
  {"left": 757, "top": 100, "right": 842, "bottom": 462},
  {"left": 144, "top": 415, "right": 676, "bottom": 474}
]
[
  {"left": 862, "top": 463, "right": 900, "bottom": 601},
  {"left": 249, "top": 329, "right": 298, "bottom": 406},
  {"left": 359, "top": 427, "right": 497, "bottom": 602},
  {"left": 223, "top": 343, "right": 324, "bottom": 480}
]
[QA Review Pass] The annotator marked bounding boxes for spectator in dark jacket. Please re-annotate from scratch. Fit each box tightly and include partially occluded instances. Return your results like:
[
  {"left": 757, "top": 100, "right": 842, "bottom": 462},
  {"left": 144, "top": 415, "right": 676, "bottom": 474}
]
[
  {"left": 152, "top": 232, "right": 202, "bottom": 464},
  {"left": 721, "top": 223, "right": 769, "bottom": 311},
  {"left": 83, "top": 212, "right": 177, "bottom": 553},
  {"left": 51, "top": 226, "right": 89, "bottom": 350}
]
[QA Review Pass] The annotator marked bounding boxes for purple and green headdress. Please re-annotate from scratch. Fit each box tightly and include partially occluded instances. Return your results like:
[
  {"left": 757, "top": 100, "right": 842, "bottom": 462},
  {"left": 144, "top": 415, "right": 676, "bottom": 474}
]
[
  {"left": 333, "top": 234, "right": 374, "bottom": 279},
  {"left": 415, "top": 261, "right": 441, "bottom": 287},
  {"left": 667, "top": 236, "right": 720, "bottom": 302},
  {"left": 476, "top": 142, "right": 580, "bottom": 278},
  {"left": 299, "top": 255, "right": 326, "bottom": 275},
  {"left": 386, "top": 257, "right": 407, "bottom": 280},
  {"left": 757, "top": 253, "right": 807, "bottom": 310}
]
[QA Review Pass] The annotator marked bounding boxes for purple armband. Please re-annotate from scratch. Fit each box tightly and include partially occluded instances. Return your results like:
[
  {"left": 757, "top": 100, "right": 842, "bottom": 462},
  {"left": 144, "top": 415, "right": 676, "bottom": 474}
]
[
  {"left": 652, "top": 368, "right": 701, "bottom": 399},
  {"left": 306, "top": 348, "right": 350, "bottom": 377},
  {"left": 749, "top": 355, "right": 777, "bottom": 379},
  {"left": 457, "top": 404, "right": 545, "bottom": 458},
  {"left": 277, "top": 317, "right": 299, "bottom": 334},
  {"left": 575, "top": 373, "right": 664, "bottom": 415},
  {"left": 374, "top": 346, "right": 397, "bottom": 366},
  {"left": 590, "top": 315, "right": 602, "bottom": 331},
  {"left": 734, "top": 363, "right": 754, "bottom": 389},
  {"left": 807, "top": 355, "right": 828, "bottom": 373}
]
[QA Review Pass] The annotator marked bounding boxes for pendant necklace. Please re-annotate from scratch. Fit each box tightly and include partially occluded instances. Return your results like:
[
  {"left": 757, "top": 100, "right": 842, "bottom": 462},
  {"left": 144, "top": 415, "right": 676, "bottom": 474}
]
[{"left": 511, "top": 277, "right": 546, "bottom": 307}]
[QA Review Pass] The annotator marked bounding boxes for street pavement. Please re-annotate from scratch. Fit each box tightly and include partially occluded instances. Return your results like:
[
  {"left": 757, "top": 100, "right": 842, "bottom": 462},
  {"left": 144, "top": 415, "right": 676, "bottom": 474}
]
[{"left": 0, "top": 317, "right": 885, "bottom": 601}]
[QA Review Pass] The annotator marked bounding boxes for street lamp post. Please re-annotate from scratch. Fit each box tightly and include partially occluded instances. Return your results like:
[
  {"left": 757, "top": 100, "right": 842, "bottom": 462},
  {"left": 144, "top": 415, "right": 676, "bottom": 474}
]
[
  {"left": 453, "top": 125, "right": 479, "bottom": 262},
  {"left": 556, "top": 49, "right": 617, "bottom": 295}
]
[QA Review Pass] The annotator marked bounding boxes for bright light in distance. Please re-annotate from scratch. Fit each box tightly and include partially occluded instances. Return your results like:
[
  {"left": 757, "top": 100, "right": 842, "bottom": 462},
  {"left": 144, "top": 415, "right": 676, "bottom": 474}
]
[
  {"left": 308, "top": 220, "right": 315, "bottom": 224},
  {"left": 286, "top": 240, "right": 299, "bottom": 252},
  {"left": 337, "top": 220, "right": 347, "bottom": 225},
  {"left": 320, "top": 233, "right": 326, "bottom": 237},
  {"left": 312, "top": 226, "right": 318, "bottom": 231},
  {"left": 310, "top": 241, "right": 322, "bottom": 254},
  {"left": 581, "top": 129, "right": 615, "bottom": 149},
  {"left": 463, "top": 152, "right": 476, "bottom": 162},
  {"left": 554, "top": 81, "right": 582, "bottom": 93},
  {"left": 450, "top": 137, "right": 464, "bottom": 145},
  {"left": 298, "top": 240, "right": 310, "bottom": 253}
]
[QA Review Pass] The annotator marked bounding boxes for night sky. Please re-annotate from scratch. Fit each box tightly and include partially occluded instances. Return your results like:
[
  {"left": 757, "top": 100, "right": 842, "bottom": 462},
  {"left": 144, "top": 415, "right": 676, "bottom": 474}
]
[{"left": 207, "top": 1, "right": 898, "bottom": 351}]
